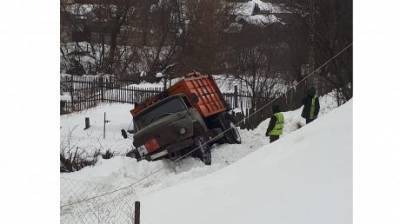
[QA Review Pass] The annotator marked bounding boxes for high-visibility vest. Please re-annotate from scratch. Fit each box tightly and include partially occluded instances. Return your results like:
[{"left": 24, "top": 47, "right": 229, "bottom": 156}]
[
  {"left": 309, "top": 96, "right": 317, "bottom": 119},
  {"left": 269, "top": 112, "right": 284, "bottom": 136}
]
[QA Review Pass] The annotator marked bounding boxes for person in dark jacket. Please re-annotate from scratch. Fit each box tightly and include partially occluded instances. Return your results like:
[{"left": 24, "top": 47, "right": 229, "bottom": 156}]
[
  {"left": 301, "top": 87, "right": 320, "bottom": 124},
  {"left": 266, "top": 105, "right": 284, "bottom": 143}
]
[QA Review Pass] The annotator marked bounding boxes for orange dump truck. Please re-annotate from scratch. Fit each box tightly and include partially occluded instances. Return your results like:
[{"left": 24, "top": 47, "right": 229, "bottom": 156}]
[{"left": 125, "top": 72, "right": 241, "bottom": 165}]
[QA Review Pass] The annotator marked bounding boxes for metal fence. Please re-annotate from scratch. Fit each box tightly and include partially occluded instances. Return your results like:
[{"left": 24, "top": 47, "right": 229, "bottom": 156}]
[
  {"left": 60, "top": 76, "right": 250, "bottom": 114},
  {"left": 60, "top": 76, "right": 256, "bottom": 117},
  {"left": 60, "top": 76, "right": 163, "bottom": 113}
]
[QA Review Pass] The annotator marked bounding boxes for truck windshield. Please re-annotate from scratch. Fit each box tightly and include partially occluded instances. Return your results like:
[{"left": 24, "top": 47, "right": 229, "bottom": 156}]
[{"left": 134, "top": 97, "right": 187, "bottom": 129}]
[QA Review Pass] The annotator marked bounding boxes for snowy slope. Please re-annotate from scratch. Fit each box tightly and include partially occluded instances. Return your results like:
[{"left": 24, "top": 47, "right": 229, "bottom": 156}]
[
  {"left": 141, "top": 100, "right": 352, "bottom": 224},
  {"left": 60, "top": 94, "right": 345, "bottom": 224},
  {"left": 60, "top": 92, "right": 339, "bottom": 208}
]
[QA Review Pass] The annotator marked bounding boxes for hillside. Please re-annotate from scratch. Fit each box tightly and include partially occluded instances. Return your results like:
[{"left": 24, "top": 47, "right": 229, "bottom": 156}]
[
  {"left": 60, "top": 92, "right": 346, "bottom": 224},
  {"left": 60, "top": 91, "right": 339, "bottom": 202},
  {"left": 140, "top": 100, "right": 352, "bottom": 224}
]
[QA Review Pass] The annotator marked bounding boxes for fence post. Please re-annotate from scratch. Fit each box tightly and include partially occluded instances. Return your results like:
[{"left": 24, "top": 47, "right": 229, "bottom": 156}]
[
  {"left": 100, "top": 77, "right": 104, "bottom": 102},
  {"left": 70, "top": 76, "right": 75, "bottom": 111},
  {"left": 84, "top": 117, "right": 90, "bottom": 130},
  {"left": 245, "top": 108, "right": 249, "bottom": 130},
  {"left": 134, "top": 201, "right": 140, "bottom": 224},
  {"left": 234, "top": 85, "right": 238, "bottom": 108}
]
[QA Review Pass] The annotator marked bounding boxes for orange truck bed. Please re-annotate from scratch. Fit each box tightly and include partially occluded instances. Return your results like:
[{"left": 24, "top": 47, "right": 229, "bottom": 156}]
[{"left": 131, "top": 72, "right": 227, "bottom": 118}]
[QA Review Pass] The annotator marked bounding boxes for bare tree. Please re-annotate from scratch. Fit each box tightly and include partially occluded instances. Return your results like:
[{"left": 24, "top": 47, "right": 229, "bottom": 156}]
[
  {"left": 178, "top": 0, "right": 232, "bottom": 74},
  {"left": 60, "top": 0, "right": 177, "bottom": 80},
  {"left": 233, "top": 43, "right": 281, "bottom": 110},
  {"left": 287, "top": 0, "right": 353, "bottom": 102},
  {"left": 136, "top": 0, "right": 185, "bottom": 81}
]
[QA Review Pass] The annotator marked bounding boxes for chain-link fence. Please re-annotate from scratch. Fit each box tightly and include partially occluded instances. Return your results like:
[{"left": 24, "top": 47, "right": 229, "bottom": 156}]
[{"left": 61, "top": 178, "right": 139, "bottom": 224}]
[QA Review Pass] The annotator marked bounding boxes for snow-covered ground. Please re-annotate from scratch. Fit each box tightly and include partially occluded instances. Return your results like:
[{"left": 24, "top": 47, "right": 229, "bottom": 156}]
[
  {"left": 233, "top": 0, "right": 289, "bottom": 26},
  {"left": 142, "top": 99, "right": 352, "bottom": 224},
  {"left": 60, "top": 103, "right": 134, "bottom": 157},
  {"left": 60, "top": 92, "right": 340, "bottom": 222},
  {"left": 234, "top": 0, "right": 288, "bottom": 16},
  {"left": 61, "top": 96, "right": 352, "bottom": 223}
]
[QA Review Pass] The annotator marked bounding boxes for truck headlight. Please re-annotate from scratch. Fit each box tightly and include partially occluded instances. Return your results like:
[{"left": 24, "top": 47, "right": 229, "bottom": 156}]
[
  {"left": 179, "top": 127, "right": 186, "bottom": 135},
  {"left": 144, "top": 138, "right": 160, "bottom": 153}
]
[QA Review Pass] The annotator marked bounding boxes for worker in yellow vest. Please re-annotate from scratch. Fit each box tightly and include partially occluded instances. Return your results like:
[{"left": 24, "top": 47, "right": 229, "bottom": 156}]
[
  {"left": 266, "top": 105, "right": 284, "bottom": 143},
  {"left": 301, "top": 87, "right": 320, "bottom": 124}
]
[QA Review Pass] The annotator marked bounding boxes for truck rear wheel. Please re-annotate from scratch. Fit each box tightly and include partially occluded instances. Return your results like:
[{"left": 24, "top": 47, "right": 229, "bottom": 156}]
[
  {"left": 194, "top": 137, "right": 211, "bottom": 165},
  {"left": 225, "top": 121, "right": 241, "bottom": 144},
  {"left": 219, "top": 113, "right": 241, "bottom": 144}
]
